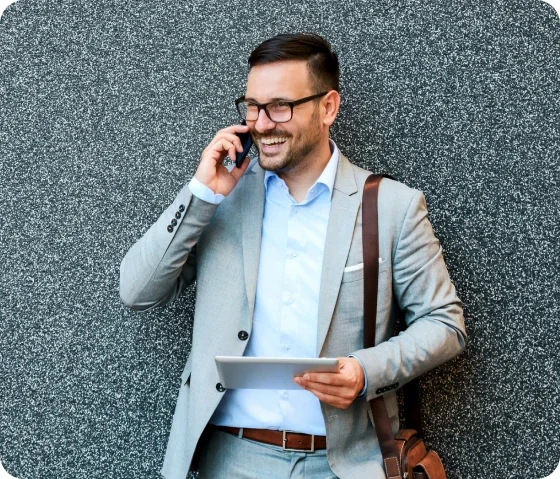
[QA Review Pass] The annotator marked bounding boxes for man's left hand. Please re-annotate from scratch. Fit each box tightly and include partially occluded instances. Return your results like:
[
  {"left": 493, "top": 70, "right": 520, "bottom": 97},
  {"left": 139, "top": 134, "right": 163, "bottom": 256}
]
[{"left": 293, "top": 357, "right": 365, "bottom": 409}]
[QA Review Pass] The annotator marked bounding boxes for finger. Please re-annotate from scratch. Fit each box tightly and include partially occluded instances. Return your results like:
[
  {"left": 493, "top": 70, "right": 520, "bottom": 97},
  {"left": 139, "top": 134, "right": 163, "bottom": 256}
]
[
  {"left": 210, "top": 132, "right": 244, "bottom": 153},
  {"left": 301, "top": 372, "right": 348, "bottom": 387},
  {"left": 227, "top": 141, "right": 239, "bottom": 165},
  {"left": 300, "top": 380, "right": 354, "bottom": 399},
  {"left": 295, "top": 376, "right": 343, "bottom": 395},
  {"left": 302, "top": 387, "right": 353, "bottom": 410},
  {"left": 206, "top": 139, "right": 237, "bottom": 162},
  {"left": 219, "top": 123, "right": 250, "bottom": 135},
  {"left": 230, "top": 156, "right": 251, "bottom": 178}
]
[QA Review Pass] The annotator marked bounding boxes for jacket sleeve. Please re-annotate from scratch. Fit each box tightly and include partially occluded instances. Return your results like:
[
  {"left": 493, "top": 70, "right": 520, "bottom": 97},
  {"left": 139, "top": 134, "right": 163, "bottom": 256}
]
[
  {"left": 352, "top": 190, "right": 467, "bottom": 401},
  {"left": 119, "top": 183, "right": 219, "bottom": 311}
]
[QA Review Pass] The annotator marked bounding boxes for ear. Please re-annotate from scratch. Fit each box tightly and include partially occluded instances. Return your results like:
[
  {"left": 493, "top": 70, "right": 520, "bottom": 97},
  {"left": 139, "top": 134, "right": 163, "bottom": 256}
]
[{"left": 322, "top": 90, "right": 341, "bottom": 127}]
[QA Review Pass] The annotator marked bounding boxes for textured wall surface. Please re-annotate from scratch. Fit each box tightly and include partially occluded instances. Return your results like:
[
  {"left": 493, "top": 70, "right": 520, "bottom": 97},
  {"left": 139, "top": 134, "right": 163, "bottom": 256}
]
[{"left": 1, "top": 1, "right": 558, "bottom": 478}]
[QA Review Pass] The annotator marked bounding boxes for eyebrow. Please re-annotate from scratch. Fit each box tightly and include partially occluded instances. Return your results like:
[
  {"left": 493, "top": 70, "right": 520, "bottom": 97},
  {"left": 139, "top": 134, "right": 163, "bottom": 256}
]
[{"left": 243, "top": 96, "right": 294, "bottom": 103}]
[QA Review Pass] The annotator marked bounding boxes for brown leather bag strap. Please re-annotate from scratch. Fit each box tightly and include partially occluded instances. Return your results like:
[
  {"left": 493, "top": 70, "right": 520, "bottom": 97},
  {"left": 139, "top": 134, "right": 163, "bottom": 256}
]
[
  {"left": 362, "top": 174, "right": 382, "bottom": 350},
  {"left": 362, "top": 173, "right": 424, "bottom": 436},
  {"left": 363, "top": 174, "right": 403, "bottom": 479},
  {"left": 362, "top": 173, "right": 397, "bottom": 349}
]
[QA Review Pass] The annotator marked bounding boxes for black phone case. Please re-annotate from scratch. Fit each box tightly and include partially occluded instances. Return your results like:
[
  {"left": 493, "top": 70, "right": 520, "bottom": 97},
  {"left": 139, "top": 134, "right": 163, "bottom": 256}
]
[{"left": 235, "top": 121, "right": 253, "bottom": 168}]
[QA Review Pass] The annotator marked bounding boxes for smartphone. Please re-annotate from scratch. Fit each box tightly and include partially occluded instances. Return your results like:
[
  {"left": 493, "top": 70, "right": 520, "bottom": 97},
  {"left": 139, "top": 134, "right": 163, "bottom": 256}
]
[{"left": 235, "top": 120, "right": 253, "bottom": 168}]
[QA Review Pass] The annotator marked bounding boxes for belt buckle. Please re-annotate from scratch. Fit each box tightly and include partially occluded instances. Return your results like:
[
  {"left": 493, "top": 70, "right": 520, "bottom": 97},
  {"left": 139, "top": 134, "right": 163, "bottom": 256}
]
[{"left": 282, "top": 430, "right": 315, "bottom": 452}]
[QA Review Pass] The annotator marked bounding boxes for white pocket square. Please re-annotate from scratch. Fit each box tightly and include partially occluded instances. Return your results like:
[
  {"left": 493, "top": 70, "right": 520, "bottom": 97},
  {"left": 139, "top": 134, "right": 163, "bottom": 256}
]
[
  {"left": 343, "top": 258, "right": 384, "bottom": 273},
  {"left": 344, "top": 263, "right": 364, "bottom": 273}
]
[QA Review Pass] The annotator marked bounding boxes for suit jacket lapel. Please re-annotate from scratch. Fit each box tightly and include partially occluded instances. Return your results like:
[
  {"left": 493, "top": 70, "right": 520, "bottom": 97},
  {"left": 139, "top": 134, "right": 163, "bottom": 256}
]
[
  {"left": 241, "top": 161, "right": 265, "bottom": 321},
  {"left": 316, "top": 154, "right": 360, "bottom": 355}
]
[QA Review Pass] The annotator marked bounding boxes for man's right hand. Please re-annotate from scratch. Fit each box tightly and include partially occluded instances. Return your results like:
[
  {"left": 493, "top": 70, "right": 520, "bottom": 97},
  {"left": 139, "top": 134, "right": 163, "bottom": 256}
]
[{"left": 194, "top": 124, "right": 252, "bottom": 197}]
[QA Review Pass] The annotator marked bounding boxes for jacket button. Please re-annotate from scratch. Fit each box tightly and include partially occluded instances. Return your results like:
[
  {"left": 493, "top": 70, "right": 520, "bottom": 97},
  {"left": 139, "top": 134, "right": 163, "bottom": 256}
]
[
  {"left": 175, "top": 211, "right": 181, "bottom": 219},
  {"left": 167, "top": 225, "right": 174, "bottom": 233},
  {"left": 171, "top": 218, "right": 177, "bottom": 226},
  {"left": 376, "top": 388, "right": 382, "bottom": 395},
  {"left": 216, "top": 383, "right": 226, "bottom": 392},
  {"left": 179, "top": 204, "right": 185, "bottom": 212},
  {"left": 238, "top": 331, "right": 249, "bottom": 341}
]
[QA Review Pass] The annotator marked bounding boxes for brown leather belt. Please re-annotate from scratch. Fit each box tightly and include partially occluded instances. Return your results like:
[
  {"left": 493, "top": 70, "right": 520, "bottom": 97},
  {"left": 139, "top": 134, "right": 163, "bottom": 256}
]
[{"left": 217, "top": 426, "right": 326, "bottom": 452}]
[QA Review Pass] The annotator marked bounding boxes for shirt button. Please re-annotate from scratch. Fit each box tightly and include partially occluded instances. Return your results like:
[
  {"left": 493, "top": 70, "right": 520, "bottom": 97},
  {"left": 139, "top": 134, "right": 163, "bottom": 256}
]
[
  {"left": 238, "top": 330, "right": 249, "bottom": 341},
  {"left": 288, "top": 298, "right": 294, "bottom": 304},
  {"left": 292, "top": 251, "right": 298, "bottom": 257},
  {"left": 216, "top": 383, "right": 226, "bottom": 392},
  {"left": 167, "top": 225, "right": 174, "bottom": 233},
  {"left": 282, "top": 391, "right": 289, "bottom": 399}
]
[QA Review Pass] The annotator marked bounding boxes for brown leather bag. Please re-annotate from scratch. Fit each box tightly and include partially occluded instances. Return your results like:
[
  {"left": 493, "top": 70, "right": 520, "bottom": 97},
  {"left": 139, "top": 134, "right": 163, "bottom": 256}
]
[{"left": 362, "top": 174, "right": 447, "bottom": 479}]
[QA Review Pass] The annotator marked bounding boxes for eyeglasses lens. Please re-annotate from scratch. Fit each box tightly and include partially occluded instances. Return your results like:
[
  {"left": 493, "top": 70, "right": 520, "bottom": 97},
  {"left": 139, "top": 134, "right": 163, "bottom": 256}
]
[{"left": 239, "top": 102, "right": 292, "bottom": 123}]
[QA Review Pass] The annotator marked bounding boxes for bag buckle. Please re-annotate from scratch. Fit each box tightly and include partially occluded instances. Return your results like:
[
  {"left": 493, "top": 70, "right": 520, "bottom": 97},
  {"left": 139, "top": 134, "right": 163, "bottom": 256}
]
[{"left": 282, "top": 430, "right": 315, "bottom": 452}]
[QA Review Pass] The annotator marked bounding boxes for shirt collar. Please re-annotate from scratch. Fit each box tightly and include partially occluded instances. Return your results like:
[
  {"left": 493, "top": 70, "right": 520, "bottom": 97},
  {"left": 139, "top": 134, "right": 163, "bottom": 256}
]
[{"left": 264, "top": 139, "right": 340, "bottom": 200}]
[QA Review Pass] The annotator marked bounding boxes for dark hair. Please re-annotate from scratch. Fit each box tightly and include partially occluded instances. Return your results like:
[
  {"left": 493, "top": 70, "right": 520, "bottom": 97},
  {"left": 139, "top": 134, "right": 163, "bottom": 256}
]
[{"left": 248, "top": 33, "right": 340, "bottom": 92}]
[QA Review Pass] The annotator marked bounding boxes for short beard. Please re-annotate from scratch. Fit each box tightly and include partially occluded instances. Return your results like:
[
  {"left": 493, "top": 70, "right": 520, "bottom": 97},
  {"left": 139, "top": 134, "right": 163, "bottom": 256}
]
[
  {"left": 255, "top": 111, "right": 323, "bottom": 175},
  {"left": 260, "top": 137, "right": 318, "bottom": 175}
]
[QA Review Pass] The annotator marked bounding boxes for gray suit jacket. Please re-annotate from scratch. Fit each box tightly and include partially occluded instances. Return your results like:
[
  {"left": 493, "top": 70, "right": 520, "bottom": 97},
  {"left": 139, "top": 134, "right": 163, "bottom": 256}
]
[{"left": 120, "top": 154, "right": 467, "bottom": 479}]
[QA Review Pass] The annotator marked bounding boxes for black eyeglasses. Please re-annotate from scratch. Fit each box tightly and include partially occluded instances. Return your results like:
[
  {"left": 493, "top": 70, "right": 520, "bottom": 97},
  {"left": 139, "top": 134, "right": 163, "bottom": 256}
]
[{"left": 235, "top": 92, "right": 328, "bottom": 123}]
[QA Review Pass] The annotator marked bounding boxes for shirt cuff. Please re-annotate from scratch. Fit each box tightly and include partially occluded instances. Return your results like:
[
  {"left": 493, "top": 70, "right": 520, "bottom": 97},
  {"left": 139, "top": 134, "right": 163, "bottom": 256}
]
[
  {"left": 348, "top": 354, "right": 368, "bottom": 398},
  {"left": 188, "top": 176, "right": 225, "bottom": 205}
]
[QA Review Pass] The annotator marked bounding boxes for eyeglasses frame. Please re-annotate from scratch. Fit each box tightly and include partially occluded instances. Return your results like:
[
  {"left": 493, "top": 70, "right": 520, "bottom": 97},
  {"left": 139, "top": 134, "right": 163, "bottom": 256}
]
[{"left": 234, "top": 91, "right": 329, "bottom": 123}]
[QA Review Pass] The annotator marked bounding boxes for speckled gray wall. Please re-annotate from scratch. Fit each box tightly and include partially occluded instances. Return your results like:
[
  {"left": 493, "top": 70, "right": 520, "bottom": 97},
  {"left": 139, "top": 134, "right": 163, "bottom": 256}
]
[{"left": 0, "top": 0, "right": 558, "bottom": 478}]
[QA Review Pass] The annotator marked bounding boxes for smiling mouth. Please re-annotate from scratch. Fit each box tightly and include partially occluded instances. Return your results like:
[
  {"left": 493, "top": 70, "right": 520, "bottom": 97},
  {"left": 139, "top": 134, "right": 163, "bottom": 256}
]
[{"left": 260, "top": 136, "right": 289, "bottom": 146}]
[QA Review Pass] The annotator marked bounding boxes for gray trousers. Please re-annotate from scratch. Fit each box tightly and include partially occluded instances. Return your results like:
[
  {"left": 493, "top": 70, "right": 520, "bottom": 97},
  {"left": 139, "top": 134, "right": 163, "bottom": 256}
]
[{"left": 197, "top": 429, "right": 339, "bottom": 479}]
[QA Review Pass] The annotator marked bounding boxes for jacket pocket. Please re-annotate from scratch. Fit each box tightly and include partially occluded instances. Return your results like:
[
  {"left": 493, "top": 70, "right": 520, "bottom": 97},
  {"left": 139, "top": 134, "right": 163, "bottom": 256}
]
[
  {"left": 341, "top": 267, "right": 364, "bottom": 283},
  {"left": 342, "top": 258, "right": 389, "bottom": 283}
]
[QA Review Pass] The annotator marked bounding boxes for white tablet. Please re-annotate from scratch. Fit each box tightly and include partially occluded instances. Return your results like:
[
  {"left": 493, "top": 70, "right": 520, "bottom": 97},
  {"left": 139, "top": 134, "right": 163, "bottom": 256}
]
[{"left": 215, "top": 356, "right": 340, "bottom": 390}]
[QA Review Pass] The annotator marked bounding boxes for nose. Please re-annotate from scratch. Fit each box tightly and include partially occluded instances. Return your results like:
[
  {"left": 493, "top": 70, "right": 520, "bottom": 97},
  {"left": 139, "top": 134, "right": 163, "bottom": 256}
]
[{"left": 253, "top": 108, "right": 276, "bottom": 133}]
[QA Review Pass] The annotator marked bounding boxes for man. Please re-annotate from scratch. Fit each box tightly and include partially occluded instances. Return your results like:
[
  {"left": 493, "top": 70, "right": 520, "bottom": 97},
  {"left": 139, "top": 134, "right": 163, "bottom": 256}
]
[{"left": 120, "top": 33, "right": 466, "bottom": 479}]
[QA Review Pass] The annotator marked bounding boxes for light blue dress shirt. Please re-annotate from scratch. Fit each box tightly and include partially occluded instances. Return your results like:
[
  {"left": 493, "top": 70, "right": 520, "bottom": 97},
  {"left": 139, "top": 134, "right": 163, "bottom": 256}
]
[{"left": 188, "top": 140, "right": 365, "bottom": 435}]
